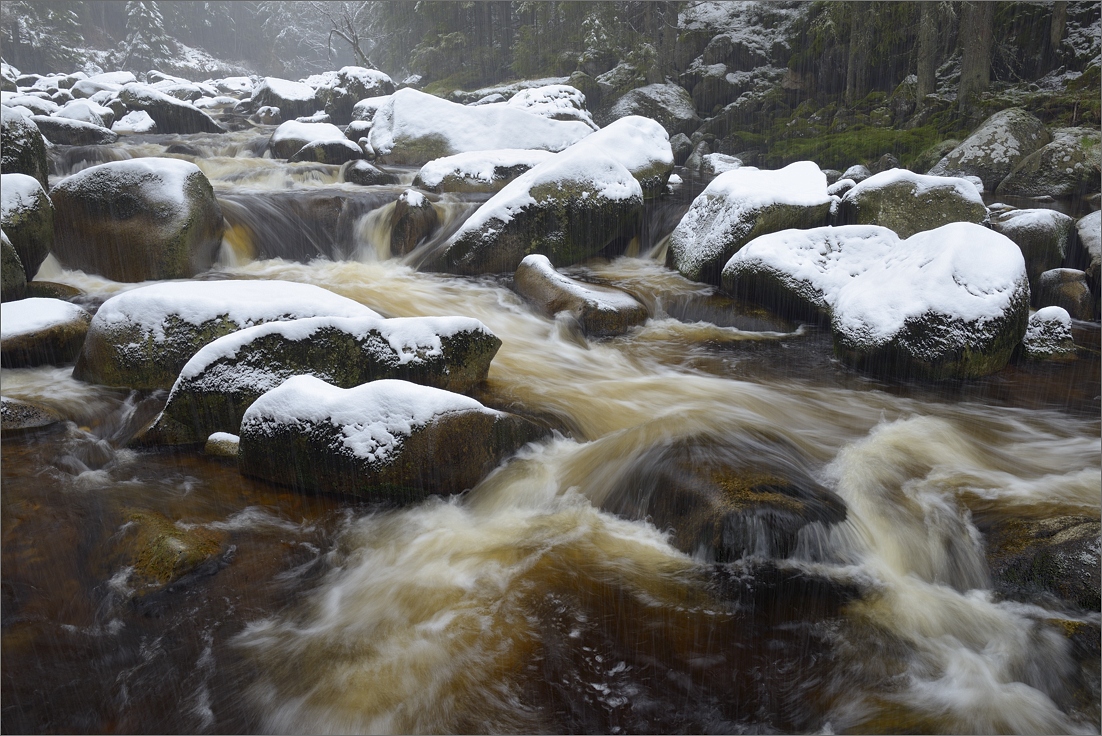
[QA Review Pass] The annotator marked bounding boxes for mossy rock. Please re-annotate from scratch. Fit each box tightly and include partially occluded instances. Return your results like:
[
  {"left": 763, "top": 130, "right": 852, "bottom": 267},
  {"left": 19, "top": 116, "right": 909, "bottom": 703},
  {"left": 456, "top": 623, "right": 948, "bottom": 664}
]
[
  {"left": 1, "top": 106, "right": 49, "bottom": 189},
  {"left": 927, "top": 107, "right": 1051, "bottom": 191},
  {"left": 146, "top": 316, "right": 501, "bottom": 445},
  {"left": 1, "top": 233, "right": 27, "bottom": 302},
  {"left": 988, "top": 208, "right": 1076, "bottom": 294},
  {"left": 24, "top": 280, "right": 83, "bottom": 300},
  {"left": 838, "top": 169, "right": 988, "bottom": 239},
  {"left": 996, "top": 127, "right": 1102, "bottom": 198},
  {"left": 0, "top": 173, "right": 53, "bottom": 281},
  {"left": 115, "top": 509, "right": 225, "bottom": 596}
]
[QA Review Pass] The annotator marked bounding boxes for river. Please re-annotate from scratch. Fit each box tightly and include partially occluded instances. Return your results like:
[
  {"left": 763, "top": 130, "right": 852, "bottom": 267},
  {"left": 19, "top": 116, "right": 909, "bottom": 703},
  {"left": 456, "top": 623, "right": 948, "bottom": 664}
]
[{"left": 2, "top": 127, "right": 1099, "bottom": 734}]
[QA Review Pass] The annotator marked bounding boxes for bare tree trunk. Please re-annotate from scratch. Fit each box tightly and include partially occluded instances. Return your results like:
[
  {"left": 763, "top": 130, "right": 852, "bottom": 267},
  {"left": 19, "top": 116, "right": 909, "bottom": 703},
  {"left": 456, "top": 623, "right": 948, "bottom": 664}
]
[
  {"left": 958, "top": 1, "right": 994, "bottom": 111},
  {"left": 1050, "top": 1, "right": 1068, "bottom": 48},
  {"left": 916, "top": 2, "right": 939, "bottom": 105},
  {"left": 844, "top": 4, "right": 869, "bottom": 106}
]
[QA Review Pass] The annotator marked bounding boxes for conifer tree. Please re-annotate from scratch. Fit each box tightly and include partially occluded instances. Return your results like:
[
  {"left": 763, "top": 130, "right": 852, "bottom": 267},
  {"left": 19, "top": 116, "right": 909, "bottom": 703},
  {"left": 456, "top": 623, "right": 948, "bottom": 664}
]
[{"left": 116, "top": 0, "right": 175, "bottom": 72}]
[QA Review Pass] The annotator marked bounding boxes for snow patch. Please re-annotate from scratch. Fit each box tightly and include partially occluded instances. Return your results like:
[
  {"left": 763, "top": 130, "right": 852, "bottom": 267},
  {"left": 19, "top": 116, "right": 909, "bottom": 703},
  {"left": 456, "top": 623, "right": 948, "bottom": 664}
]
[{"left": 1, "top": 298, "right": 90, "bottom": 340}]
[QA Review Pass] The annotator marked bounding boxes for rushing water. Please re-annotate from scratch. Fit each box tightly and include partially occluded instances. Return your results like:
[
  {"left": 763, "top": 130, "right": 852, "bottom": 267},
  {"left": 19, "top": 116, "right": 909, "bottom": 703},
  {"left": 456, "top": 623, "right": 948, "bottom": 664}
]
[{"left": 2, "top": 128, "right": 1099, "bottom": 734}]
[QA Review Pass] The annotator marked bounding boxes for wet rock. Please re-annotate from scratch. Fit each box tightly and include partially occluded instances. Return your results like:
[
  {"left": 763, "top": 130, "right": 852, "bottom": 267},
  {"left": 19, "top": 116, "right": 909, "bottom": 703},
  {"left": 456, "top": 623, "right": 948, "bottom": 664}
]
[
  {"left": 289, "top": 138, "right": 364, "bottom": 165},
  {"left": 390, "top": 189, "right": 438, "bottom": 256},
  {"left": 1020, "top": 307, "right": 1077, "bottom": 361},
  {"left": 28, "top": 114, "right": 117, "bottom": 146},
  {"left": 1, "top": 232, "right": 26, "bottom": 301},
  {"left": 838, "top": 168, "right": 988, "bottom": 239},
  {"left": 723, "top": 224, "right": 1031, "bottom": 379},
  {"left": 0, "top": 297, "right": 91, "bottom": 368},
  {"left": 928, "top": 108, "right": 1051, "bottom": 191},
  {"left": 204, "top": 432, "right": 239, "bottom": 458},
  {"left": 514, "top": 254, "right": 648, "bottom": 337},
  {"left": 413, "top": 149, "right": 554, "bottom": 194},
  {"left": 600, "top": 432, "right": 847, "bottom": 562},
  {"left": 0, "top": 173, "right": 52, "bottom": 281},
  {"left": 0, "top": 396, "right": 62, "bottom": 435},
  {"left": 24, "top": 280, "right": 82, "bottom": 300},
  {"left": 238, "top": 376, "right": 548, "bottom": 503},
  {"left": 701, "top": 153, "right": 742, "bottom": 176},
  {"left": 668, "top": 161, "right": 832, "bottom": 284},
  {"left": 147, "top": 315, "right": 500, "bottom": 445},
  {"left": 341, "top": 159, "right": 399, "bottom": 186},
  {"left": 268, "top": 120, "right": 350, "bottom": 159},
  {"left": 669, "top": 132, "right": 693, "bottom": 165},
  {"left": 604, "top": 83, "right": 700, "bottom": 138},
  {"left": 981, "top": 514, "right": 1100, "bottom": 612},
  {"left": 683, "top": 139, "right": 711, "bottom": 171},
  {"left": 1035, "top": 268, "right": 1094, "bottom": 321},
  {"left": 114, "top": 508, "right": 225, "bottom": 597},
  {"left": 251, "top": 105, "right": 281, "bottom": 125},
  {"left": 820, "top": 168, "right": 843, "bottom": 185},
  {"left": 988, "top": 208, "right": 1077, "bottom": 294},
  {"left": 996, "top": 127, "right": 1102, "bottom": 198},
  {"left": 74, "top": 279, "right": 379, "bottom": 391},
  {"left": 251, "top": 77, "right": 319, "bottom": 120},
  {"left": 50, "top": 158, "right": 224, "bottom": 282},
  {"left": 117, "top": 83, "right": 226, "bottom": 135}
]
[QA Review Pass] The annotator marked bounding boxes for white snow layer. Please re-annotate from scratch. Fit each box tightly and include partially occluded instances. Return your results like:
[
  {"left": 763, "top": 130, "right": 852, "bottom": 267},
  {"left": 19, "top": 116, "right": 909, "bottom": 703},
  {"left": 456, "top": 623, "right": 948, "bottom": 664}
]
[
  {"left": 112, "top": 110, "right": 157, "bottom": 133},
  {"left": 726, "top": 222, "right": 1027, "bottom": 343},
  {"left": 270, "top": 120, "right": 347, "bottom": 145},
  {"left": 241, "top": 375, "right": 496, "bottom": 464},
  {"left": 91, "top": 280, "right": 380, "bottom": 342},
  {"left": 504, "top": 85, "right": 598, "bottom": 129},
  {"left": 257, "top": 77, "right": 317, "bottom": 102},
  {"left": 56, "top": 157, "right": 202, "bottom": 207},
  {"left": 415, "top": 149, "right": 555, "bottom": 189},
  {"left": 0, "top": 173, "right": 45, "bottom": 219},
  {"left": 1, "top": 298, "right": 90, "bottom": 340},
  {"left": 844, "top": 167, "right": 984, "bottom": 204},
  {"left": 368, "top": 88, "right": 593, "bottom": 160}
]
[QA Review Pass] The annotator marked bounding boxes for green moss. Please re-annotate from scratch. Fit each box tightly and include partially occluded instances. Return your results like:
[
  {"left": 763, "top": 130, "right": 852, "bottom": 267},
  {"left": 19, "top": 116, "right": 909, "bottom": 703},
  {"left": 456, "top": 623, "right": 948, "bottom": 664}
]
[
  {"left": 121, "top": 509, "right": 222, "bottom": 593},
  {"left": 762, "top": 124, "right": 944, "bottom": 170}
]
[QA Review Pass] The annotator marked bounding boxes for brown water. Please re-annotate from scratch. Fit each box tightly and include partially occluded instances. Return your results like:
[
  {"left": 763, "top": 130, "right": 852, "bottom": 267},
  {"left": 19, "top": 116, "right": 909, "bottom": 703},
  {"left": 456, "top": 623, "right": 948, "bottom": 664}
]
[{"left": 3, "top": 130, "right": 1100, "bottom": 734}]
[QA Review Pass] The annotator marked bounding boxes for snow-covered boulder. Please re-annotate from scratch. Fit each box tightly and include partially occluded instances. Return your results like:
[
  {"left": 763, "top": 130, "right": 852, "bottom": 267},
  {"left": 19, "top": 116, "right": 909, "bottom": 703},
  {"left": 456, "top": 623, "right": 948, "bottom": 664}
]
[
  {"left": 306, "top": 66, "right": 395, "bottom": 124},
  {"left": 1, "top": 107, "right": 47, "bottom": 189},
  {"left": 368, "top": 88, "right": 593, "bottom": 166},
  {"left": 927, "top": 108, "right": 1051, "bottom": 191},
  {"left": 567, "top": 115, "right": 674, "bottom": 198},
  {"left": 390, "top": 189, "right": 438, "bottom": 256},
  {"left": 29, "top": 114, "right": 118, "bottom": 145},
  {"left": 146, "top": 315, "right": 501, "bottom": 445},
  {"left": 1, "top": 231, "right": 25, "bottom": 301},
  {"left": 0, "top": 297, "right": 91, "bottom": 368},
  {"left": 514, "top": 254, "right": 648, "bottom": 336},
  {"left": 238, "top": 375, "right": 547, "bottom": 502},
  {"left": 1035, "top": 268, "right": 1094, "bottom": 321},
  {"left": 51, "top": 158, "right": 224, "bottom": 282},
  {"left": 838, "top": 168, "right": 987, "bottom": 239},
  {"left": 1021, "top": 307, "right": 1076, "bottom": 361},
  {"left": 54, "top": 98, "right": 113, "bottom": 128},
  {"left": 988, "top": 208, "right": 1077, "bottom": 293},
  {"left": 505, "top": 85, "right": 598, "bottom": 129},
  {"left": 0, "top": 173, "right": 52, "bottom": 281},
  {"left": 1075, "top": 210, "right": 1100, "bottom": 306},
  {"left": 840, "top": 164, "right": 872, "bottom": 183},
  {"left": 341, "top": 160, "right": 400, "bottom": 186},
  {"left": 701, "top": 153, "right": 742, "bottom": 176},
  {"left": 212, "top": 76, "right": 255, "bottom": 97},
  {"left": 413, "top": 149, "right": 555, "bottom": 194},
  {"left": 351, "top": 94, "right": 390, "bottom": 123},
  {"left": 434, "top": 141, "right": 643, "bottom": 275},
  {"left": 290, "top": 138, "right": 364, "bottom": 165},
  {"left": 112, "top": 110, "right": 157, "bottom": 133},
  {"left": 722, "top": 223, "right": 1031, "bottom": 379},
  {"left": 668, "top": 161, "right": 832, "bottom": 284},
  {"left": 251, "top": 77, "right": 319, "bottom": 120},
  {"left": 996, "top": 127, "right": 1102, "bottom": 198},
  {"left": 74, "top": 280, "right": 380, "bottom": 391},
  {"left": 3, "top": 95, "right": 58, "bottom": 117},
  {"left": 605, "top": 83, "right": 700, "bottom": 137},
  {"left": 268, "top": 120, "right": 348, "bottom": 159},
  {"left": 117, "top": 83, "right": 226, "bottom": 135}
]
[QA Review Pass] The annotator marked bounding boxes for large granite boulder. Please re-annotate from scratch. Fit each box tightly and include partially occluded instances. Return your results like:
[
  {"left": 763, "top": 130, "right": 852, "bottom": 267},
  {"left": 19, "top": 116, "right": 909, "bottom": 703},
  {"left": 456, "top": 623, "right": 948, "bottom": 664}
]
[
  {"left": 251, "top": 77, "right": 319, "bottom": 120},
  {"left": 996, "top": 127, "right": 1102, "bottom": 198},
  {"left": 368, "top": 88, "right": 593, "bottom": 166},
  {"left": 238, "top": 375, "right": 548, "bottom": 502},
  {"left": 28, "top": 114, "right": 118, "bottom": 146},
  {"left": 604, "top": 83, "right": 700, "bottom": 137},
  {"left": 504, "top": 84, "right": 599, "bottom": 129},
  {"left": 514, "top": 254, "right": 648, "bottom": 337},
  {"left": 0, "top": 297, "right": 91, "bottom": 367},
  {"left": 50, "top": 158, "right": 224, "bottom": 282},
  {"left": 723, "top": 223, "right": 1030, "bottom": 379},
  {"left": 73, "top": 279, "right": 379, "bottom": 390},
  {"left": 668, "top": 161, "right": 832, "bottom": 284},
  {"left": 927, "top": 108, "right": 1051, "bottom": 191},
  {"left": 146, "top": 315, "right": 501, "bottom": 445},
  {"left": 268, "top": 120, "right": 349, "bottom": 159},
  {"left": 838, "top": 168, "right": 987, "bottom": 239},
  {"left": 117, "top": 83, "right": 226, "bottom": 135},
  {"left": 307, "top": 67, "right": 395, "bottom": 124},
  {"left": 414, "top": 149, "right": 555, "bottom": 194},
  {"left": 0, "top": 173, "right": 52, "bottom": 280},
  {"left": 988, "top": 208, "right": 1077, "bottom": 294}
]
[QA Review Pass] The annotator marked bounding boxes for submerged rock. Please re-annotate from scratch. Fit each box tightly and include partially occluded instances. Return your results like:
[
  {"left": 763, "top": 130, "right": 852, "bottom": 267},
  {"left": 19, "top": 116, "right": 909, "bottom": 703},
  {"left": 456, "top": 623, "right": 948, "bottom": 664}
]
[
  {"left": 927, "top": 108, "right": 1051, "bottom": 191},
  {"left": 0, "top": 297, "right": 91, "bottom": 368},
  {"left": 147, "top": 315, "right": 500, "bottom": 445},
  {"left": 723, "top": 223, "right": 1030, "bottom": 379},
  {"left": 50, "top": 158, "right": 224, "bottom": 282},
  {"left": 0, "top": 106, "right": 48, "bottom": 188},
  {"left": 668, "top": 161, "right": 832, "bottom": 284},
  {"left": 74, "top": 279, "right": 379, "bottom": 391},
  {"left": 113, "top": 508, "right": 226, "bottom": 597},
  {"left": 0, "top": 172, "right": 52, "bottom": 281},
  {"left": 238, "top": 376, "right": 547, "bottom": 502},
  {"left": 1020, "top": 307, "right": 1077, "bottom": 361},
  {"left": 839, "top": 168, "right": 987, "bottom": 239},
  {"left": 514, "top": 254, "right": 648, "bottom": 336}
]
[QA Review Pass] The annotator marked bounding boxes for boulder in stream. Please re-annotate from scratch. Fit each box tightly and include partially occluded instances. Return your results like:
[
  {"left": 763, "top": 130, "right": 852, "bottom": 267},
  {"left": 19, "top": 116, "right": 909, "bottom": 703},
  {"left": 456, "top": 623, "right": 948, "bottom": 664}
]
[
  {"left": 390, "top": 189, "right": 438, "bottom": 256},
  {"left": 1034, "top": 268, "right": 1095, "bottom": 321},
  {"left": 514, "top": 254, "right": 648, "bottom": 336},
  {"left": 147, "top": 315, "right": 501, "bottom": 445},
  {"left": 0, "top": 297, "right": 91, "bottom": 368},
  {"left": 112, "top": 508, "right": 226, "bottom": 598},
  {"left": 723, "top": 223, "right": 1031, "bottom": 379},
  {"left": 668, "top": 161, "right": 832, "bottom": 284},
  {"left": 251, "top": 77, "right": 319, "bottom": 120},
  {"left": 268, "top": 120, "right": 351, "bottom": 159},
  {"left": 604, "top": 82, "right": 700, "bottom": 138},
  {"left": 29, "top": 114, "right": 118, "bottom": 145},
  {"left": 289, "top": 138, "right": 364, "bottom": 165},
  {"left": 50, "top": 158, "right": 224, "bottom": 282},
  {"left": 0, "top": 395, "right": 62, "bottom": 435},
  {"left": 117, "top": 83, "right": 226, "bottom": 135},
  {"left": 1020, "top": 306, "right": 1077, "bottom": 361},
  {"left": 927, "top": 108, "right": 1051, "bottom": 191},
  {"left": 341, "top": 159, "right": 400, "bottom": 186},
  {"left": 0, "top": 172, "right": 53, "bottom": 281},
  {"left": 988, "top": 208, "right": 1077, "bottom": 294},
  {"left": 838, "top": 168, "right": 987, "bottom": 239},
  {"left": 1074, "top": 210, "right": 1100, "bottom": 311},
  {"left": 238, "top": 375, "right": 548, "bottom": 502},
  {"left": 74, "top": 279, "right": 380, "bottom": 391},
  {"left": 413, "top": 149, "right": 555, "bottom": 194}
]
